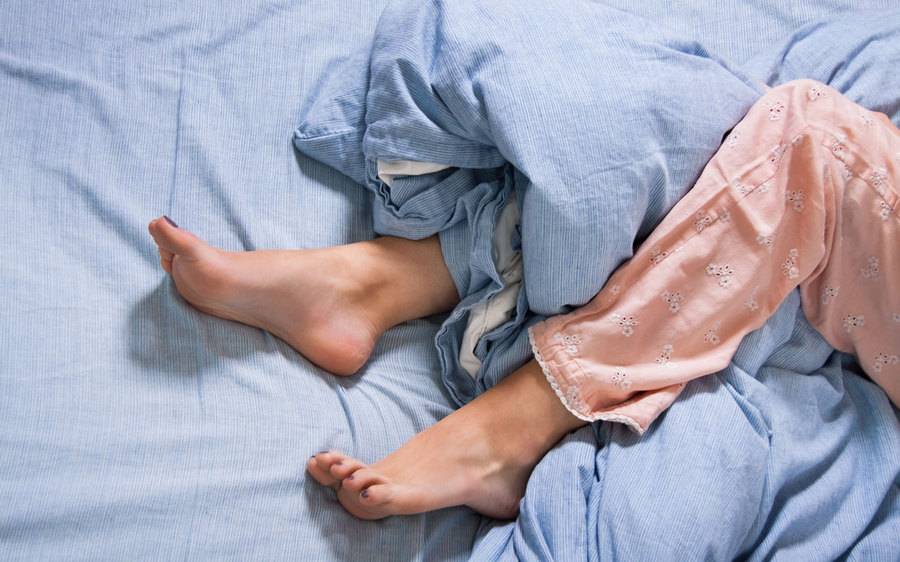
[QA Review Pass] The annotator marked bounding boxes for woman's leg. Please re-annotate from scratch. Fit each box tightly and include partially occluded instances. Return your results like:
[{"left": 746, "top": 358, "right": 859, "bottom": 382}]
[
  {"left": 308, "top": 359, "right": 586, "bottom": 520},
  {"left": 147, "top": 217, "right": 459, "bottom": 375}
]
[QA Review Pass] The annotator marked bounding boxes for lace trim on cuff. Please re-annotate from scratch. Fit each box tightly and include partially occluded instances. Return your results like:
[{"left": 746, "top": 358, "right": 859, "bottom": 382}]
[{"left": 528, "top": 326, "right": 645, "bottom": 434}]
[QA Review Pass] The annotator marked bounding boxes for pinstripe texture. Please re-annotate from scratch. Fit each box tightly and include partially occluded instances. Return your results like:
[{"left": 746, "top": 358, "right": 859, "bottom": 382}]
[
  {"left": 294, "top": 2, "right": 900, "bottom": 560},
  {"left": 1, "top": 1, "right": 898, "bottom": 562},
  {"left": 0, "top": 1, "right": 482, "bottom": 560}
]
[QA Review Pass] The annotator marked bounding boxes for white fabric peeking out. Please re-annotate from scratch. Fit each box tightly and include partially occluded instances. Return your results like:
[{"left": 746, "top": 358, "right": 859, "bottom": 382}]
[{"left": 376, "top": 160, "right": 523, "bottom": 378}]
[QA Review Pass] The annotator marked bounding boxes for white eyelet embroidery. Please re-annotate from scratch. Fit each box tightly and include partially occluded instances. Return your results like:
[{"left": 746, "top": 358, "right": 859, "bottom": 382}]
[
  {"left": 718, "top": 208, "right": 732, "bottom": 223},
  {"left": 843, "top": 314, "right": 865, "bottom": 333},
  {"left": 873, "top": 353, "right": 898, "bottom": 373},
  {"left": 791, "top": 134, "right": 805, "bottom": 146},
  {"left": 650, "top": 247, "right": 669, "bottom": 265},
  {"left": 704, "top": 322, "right": 721, "bottom": 345},
  {"left": 732, "top": 177, "right": 751, "bottom": 195},
  {"left": 727, "top": 131, "right": 741, "bottom": 149},
  {"left": 756, "top": 234, "right": 774, "bottom": 253},
  {"left": 565, "top": 386, "right": 590, "bottom": 414},
  {"left": 821, "top": 286, "right": 839, "bottom": 305},
  {"left": 555, "top": 333, "right": 583, "bottom": 355},
  {"left": 694, "top": 211, "right": 714, "bottom": 233},
  {"left": 706, "top": 263, "right": 735, "bottom": 288},
  {"left": 781, "top": 249, "right": 800, "bottom": 280},
  {"left": 757, "top": 180, "right": 772, "bottom": 194},
  {"left": 859, "top": 111, "right": 875, "bottom": 127},
  {"left": 661, "top": 291, "right": 683, "bottom": 314},
  {"left": 877, "top": 201, "right": 892, "bottom": 221},
  {"left": 839, "top": 163, "right": 853, "bottom": 181},
  {"left": 656, "top": 344, "right": 674, "bottom": 365},
  {"left": 744, "top": 286, "right": 760, "bottom": 312},
  {"left": 830, "top": 135, "right": 848, "bottom": 161},
  {"left": 767, "top": 100, "right": 785, "bottom": 121},
  {"left": 611, "top": 313, "right": 638, "bottom": 337},
  {"left": 786, "top": 190, "right": 805, "bottom": 212},
  {"left": 610, "top": 369, "right": 632, "bottom": 391},
  {"left": 807, "top": 85, "right": 825, "bottom": 101},
  {"left": 768, "top": 144, "right": 786, "bottom": 167},
  {"left": 861, "top": 256, "right": 880, "bottom": 279},
  {"left": 869, "top": 167, "right": 888, "bottom": 195}
]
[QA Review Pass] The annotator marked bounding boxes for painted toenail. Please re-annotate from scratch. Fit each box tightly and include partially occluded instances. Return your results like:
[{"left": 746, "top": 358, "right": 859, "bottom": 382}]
[
  {"left": 361, "top": 490, "right": 369, "bottom": 498},
  {"left": 163, "top": 215, "right": 178, "bottom": 228},
  {"left": 334, "top": 460, "right": 343, "bottom": 465}
]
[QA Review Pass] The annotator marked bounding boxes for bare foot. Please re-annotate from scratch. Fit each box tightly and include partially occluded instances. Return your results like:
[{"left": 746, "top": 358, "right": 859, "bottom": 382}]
[
  {"left": 147, "top": 216, "right": 382, "bottom": 375},
  {"left": 307, "top": 362, "right": 586, "bottom": 519}
]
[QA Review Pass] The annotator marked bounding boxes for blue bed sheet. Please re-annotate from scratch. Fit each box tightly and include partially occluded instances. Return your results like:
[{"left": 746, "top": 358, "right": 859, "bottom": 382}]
[{"left": 0, "top": 2, "right": 897, "bottom": 562}]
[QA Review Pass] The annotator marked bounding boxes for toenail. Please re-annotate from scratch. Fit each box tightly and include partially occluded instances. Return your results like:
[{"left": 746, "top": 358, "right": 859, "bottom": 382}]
[
  {"left": 318, "top": 450, "right": 329, "bottom": 454},
  {"left": 163, "top": 215, "right": 178, "bottom": 228},
  {"left": 346, "top": 475, "right": 354, "bottom": 481},
  {"left": 334, "top": 460, "right": 343, "bottom": 466},
  {"left": 361, "top": 490, "right": 369, "bottom": 499}
]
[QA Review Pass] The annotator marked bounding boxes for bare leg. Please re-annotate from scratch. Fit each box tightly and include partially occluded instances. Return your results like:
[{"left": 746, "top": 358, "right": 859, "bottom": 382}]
[
  {"left": 147, "top": 216, "right": 458, "bottom": 375},
  {"left": 308, "top": 360, "right": 586, "bottom": 519},
  {"left": 148, "top": 216, "right": 586, "bottom": 520}
]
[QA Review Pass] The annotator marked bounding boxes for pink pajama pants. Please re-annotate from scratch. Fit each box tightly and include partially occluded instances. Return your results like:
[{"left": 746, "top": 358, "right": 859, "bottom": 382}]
[{"left": 530, "top": 80, "right": 900, "bottom": 434}]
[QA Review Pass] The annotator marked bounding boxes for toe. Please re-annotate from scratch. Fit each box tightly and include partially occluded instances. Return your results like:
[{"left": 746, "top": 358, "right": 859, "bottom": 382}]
[
  {"left": 339, "top": 467, "right": 386, "bottom": 494},
  {"left": 329, "top": 457, "right": 365, "bottom": 480},
  {"left": 358, "top": 483, "right": 393, "bottom": 507},
  {"left": 150, "top": 215, "right": 206, "bottom": 260},
  {"left": 307, "top": 453, "right": 340, "bottom": 487}
]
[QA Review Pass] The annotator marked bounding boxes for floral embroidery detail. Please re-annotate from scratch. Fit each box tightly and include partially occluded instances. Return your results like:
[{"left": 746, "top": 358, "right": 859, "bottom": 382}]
[
  {"left": 565, "top": 386, "right": 590, "bottom": 414},
  {"left": 781, "top": 249, "right": 800, "bottom": 280},
  {"left": 859, "top": 110, "right": 875, "bottom": 127},
  {"left": 878, "top": 200, "right": 892, "bottom": 221},
  {"left": 609, "top": 284, "right": 621, "bottom": 296},
  {"left": 650, "top": 247, "right": 669, "bottom": 265},
  {"left": 843, "top": 314, "right": 865, "bottom": 333},
  {"left": 744, "top": 287, "right": 760, "bottom": 312},
  {"left": 555, "top": 333, "right": 583, "bottom": 355},
  {"left": 704, "top": 322, "right": 721, "bottom": 345},
  {"left": 756, "top": 234, "right": 774, "bottom": 253},
  {"left": 610, "top": 370, "right": 632, "bottom": 391},
  {"left": 768, "top": 144, "right": 786, "bottom": 167},
  {"left": 611, "top": 313, "right": 638, "bottom": 337},
  {"left": 786, "top": 190, "right": 805, "bottom": 212},
  {"left": 840, "top": 162, "right": 853, "bottom": 181},
  {"left": 726, "top": 130, "right": 741, "bottom": 149},
  {"left": 694, "top": 211, "right": 714, "bottom": 232},
  {"left": 807, "top": 85, "right": 825, "bottom": 101},
  {"left": 873, "top": 353, "right": 899, "bottom": 373},
  {"left": 767, "top": 100, "right": 786, "bottom": 121},
  {"left": 732, "top": 176, "right": 751, "bottom": 195},
  {"left": 861, "top": 256, "right": 880, "bottom": 279},
  {"left": 791, "top": 134, "right": 805, "bottom": 146},
  {"left": 869, "top": 167, "right": 888, "bottom": 195},
  {"left": 718, "top": 208, "right": 732, "bottom": 223},
  {"left": 821, "top": 286, "right": 839, "bottom": 305},
  {"left": 656, "top": 344, "right": 674, "bottom": 365},
  {"left": 830, "top": 135, "right": 848, "bottom": 161},
  {"left": 661, "top": 291, "right": 683, "bottom": 314},
  {"left": 757, "top": 180, "right": 772, "bottom": 194},
  {"left": 706, "top": 263, "right": 735, "bottom": 288}
]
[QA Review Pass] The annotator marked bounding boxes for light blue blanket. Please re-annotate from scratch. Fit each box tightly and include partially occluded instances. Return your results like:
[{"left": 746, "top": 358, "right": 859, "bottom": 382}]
[
  {"left": 1, "top": 1, "right": 897, "bottom": 561},
  {"left": 296, "top": 2, "right": 900, "bottom": 560}
]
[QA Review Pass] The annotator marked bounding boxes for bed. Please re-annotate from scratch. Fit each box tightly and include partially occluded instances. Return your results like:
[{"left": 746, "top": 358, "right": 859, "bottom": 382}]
[{"left": 1, "top": 1, "right": 897, "bottom": 560}]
